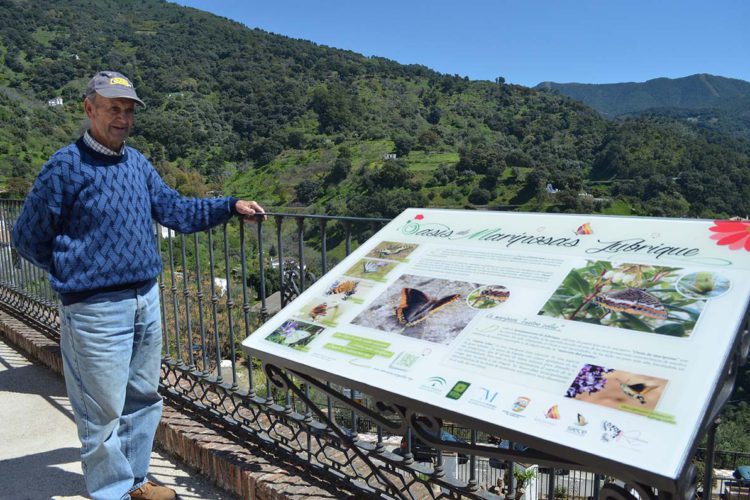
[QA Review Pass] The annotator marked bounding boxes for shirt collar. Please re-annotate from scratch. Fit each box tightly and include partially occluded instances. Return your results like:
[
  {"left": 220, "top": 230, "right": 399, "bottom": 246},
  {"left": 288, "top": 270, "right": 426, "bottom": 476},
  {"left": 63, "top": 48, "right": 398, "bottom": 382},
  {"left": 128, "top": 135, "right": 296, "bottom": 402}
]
[{"left": 83, "top": 130, "right": 125, "bottom": 156}]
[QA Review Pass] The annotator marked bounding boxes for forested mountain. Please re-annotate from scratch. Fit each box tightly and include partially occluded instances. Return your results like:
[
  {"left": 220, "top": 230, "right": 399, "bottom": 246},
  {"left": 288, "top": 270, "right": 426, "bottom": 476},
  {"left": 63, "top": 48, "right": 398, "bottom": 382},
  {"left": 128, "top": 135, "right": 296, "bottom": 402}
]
[
  {"left": 536, "top": 74, "right": 750, "bottom": 140},
  {"left": 1, "top": 0, "right": 750, "bottom": 219},
  {"left": 536, "top": 74, "right": 750, "bottom": 116}
]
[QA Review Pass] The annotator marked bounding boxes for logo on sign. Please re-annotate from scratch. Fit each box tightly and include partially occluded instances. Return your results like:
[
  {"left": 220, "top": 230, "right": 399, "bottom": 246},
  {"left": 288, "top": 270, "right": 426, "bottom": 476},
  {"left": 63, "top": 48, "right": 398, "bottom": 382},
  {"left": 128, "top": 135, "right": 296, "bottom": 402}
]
[
  {"left": 445, "top": 381, "right": 471, "bottom": 400},
  {"left": 566, "top": 413, "right": 589, "bottom": 436},
  {"left": 468, "top": 387, "right": 499, "bottom": 409},
  {"left": 601, "top": 420, "right": 648, "bottom": 447},
  {"left": 512, "top": 396, "right": 531, "bottom": 413},
  {"left": 420, "top": 376, "right": 447, "bottom": 394}
]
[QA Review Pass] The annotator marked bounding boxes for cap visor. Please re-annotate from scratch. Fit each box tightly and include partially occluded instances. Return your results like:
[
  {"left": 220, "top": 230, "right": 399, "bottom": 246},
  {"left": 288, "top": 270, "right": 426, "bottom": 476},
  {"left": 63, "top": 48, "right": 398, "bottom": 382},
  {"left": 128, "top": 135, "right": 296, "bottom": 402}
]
[{"left": 95, "top": 88, "right": 146, "bottom": 107}]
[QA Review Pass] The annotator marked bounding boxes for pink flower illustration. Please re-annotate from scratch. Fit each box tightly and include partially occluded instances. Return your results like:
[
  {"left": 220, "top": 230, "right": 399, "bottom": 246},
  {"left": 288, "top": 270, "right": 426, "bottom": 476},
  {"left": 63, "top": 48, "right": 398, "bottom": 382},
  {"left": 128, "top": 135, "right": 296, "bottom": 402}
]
[
  {"left": 709, "top": 220, "right": 750, "bottom": 251},
  {"left": 414, "top": 214, "right": 424, "bottom": 220}
]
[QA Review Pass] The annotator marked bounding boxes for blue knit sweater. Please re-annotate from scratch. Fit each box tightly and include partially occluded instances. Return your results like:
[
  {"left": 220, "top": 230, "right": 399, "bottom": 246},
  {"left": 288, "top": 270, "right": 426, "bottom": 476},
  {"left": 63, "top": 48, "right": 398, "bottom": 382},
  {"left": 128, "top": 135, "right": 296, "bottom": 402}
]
[{"left": 12, "top": 137, "right": 239, "bottom": 296}]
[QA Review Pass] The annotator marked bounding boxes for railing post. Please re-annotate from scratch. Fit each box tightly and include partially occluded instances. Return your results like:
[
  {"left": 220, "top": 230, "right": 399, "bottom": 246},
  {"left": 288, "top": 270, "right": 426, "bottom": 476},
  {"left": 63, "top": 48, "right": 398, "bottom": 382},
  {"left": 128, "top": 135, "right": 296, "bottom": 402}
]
[
  {"left": 304, "top": 382, "right": 312, "bottom": 463},
  {"left": 296, "top": 217, "right": 306, "bottom": 291},
  {"left": 275, "top": 215, "right": 285, "bottom": 307},
  {"left": 468, "top": 429, "right": 478, "bottom": 491},
  {"left": 319, "top": 219, "right": 328, "bottom": 275},
  {"left": 256, "top": 218, "right": 268, "bottom": 322},
  {"left": 239, "top": 223, "right": 255, "bottom": 396},
  {"left": 703, "top": 418, "right": 720, "bottom": 499},
  {"left": 207, "top": 228, "right": 223, "bottom": 383},
  {"left": 193, "top": 233, "right": 209, "bottom": 376},
  {"left": 166, "top": 230, "right": 182, "bottom": 365},
  {"left": 344, "top": 221, "right": 352, "bottom": 256},
  {"left": 434, "top": 423, "right": 445, "bottom": 479},
  {"left": 593, "top": 473, "right": 602, "bottom": 499},
  {"left": 156, "top": 226, "right": 170, "bottom": 361},
  {"left": 179, "top": 234, "right": 195, "bottom": 369},
  {"left": 223, "top": 224, "right": 238, "bottom": 390},
  {"left": 402, "top": 428, "right": 414, "bottom": 465},
  {"left": 506, "top": 446, "right": 517, "bottom": 500},
  {"left": 548, "top": 468, "right": 556, "bottom": 500}
]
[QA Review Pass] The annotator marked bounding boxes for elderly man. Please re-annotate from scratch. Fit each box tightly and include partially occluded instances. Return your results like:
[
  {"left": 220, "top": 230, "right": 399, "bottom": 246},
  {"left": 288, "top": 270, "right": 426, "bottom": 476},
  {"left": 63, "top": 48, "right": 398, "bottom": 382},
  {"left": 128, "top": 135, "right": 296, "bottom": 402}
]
[{"left": 12, "top": 71, "right": 265, "bottom": 500}]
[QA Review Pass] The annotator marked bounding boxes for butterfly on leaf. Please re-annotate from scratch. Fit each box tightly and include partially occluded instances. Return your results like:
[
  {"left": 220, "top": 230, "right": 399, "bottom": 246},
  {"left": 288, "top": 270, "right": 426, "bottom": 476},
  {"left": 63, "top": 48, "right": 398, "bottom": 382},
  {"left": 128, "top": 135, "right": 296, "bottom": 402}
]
[
  {"left": 594, "top": 288, "right": 668, "bottom": 319},
  {"left": 326, "top": 280, "right": 358, "bottom": 299},
  {"left": 471, "top": 286, "right": 510, "bottom": 307},
  {"left": 619, "top": 380, "right": 658, "bottom": 404},
  {"left": 395, "top": 288, "right": 460, "bottom": 327},
  {"left": 308, "top": 303, "right": 328, "bottom": 321}
]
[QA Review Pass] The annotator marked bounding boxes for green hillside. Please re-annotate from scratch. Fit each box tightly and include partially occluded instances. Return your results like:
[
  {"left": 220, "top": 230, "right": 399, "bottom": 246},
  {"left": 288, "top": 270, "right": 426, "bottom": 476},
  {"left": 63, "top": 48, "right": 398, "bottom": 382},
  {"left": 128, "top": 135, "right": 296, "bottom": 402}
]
[{"left": 1, "top": 0, "right": 750, "bottom": 218}]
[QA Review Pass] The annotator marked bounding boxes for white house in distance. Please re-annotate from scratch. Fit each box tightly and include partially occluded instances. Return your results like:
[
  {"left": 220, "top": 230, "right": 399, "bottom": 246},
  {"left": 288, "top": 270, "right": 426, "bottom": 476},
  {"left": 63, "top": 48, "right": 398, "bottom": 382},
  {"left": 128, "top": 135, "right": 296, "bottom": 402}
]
[{"left": 47, "top": 97, "right": 63, "bottom": 107}]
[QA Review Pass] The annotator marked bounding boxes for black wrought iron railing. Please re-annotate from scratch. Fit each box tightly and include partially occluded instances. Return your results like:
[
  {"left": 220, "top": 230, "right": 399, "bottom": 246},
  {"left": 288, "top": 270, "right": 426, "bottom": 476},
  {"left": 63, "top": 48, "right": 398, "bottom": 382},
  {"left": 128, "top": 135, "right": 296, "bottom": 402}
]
[{"left": 0, "top": 198, "right": 744, "bottom": 500}]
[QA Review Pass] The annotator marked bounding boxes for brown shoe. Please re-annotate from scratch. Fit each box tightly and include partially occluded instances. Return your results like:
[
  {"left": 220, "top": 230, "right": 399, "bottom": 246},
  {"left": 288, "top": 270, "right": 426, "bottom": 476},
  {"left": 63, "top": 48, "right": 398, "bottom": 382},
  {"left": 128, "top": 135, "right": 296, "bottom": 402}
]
[{"left": 129, "top": 481, "right": 176, "bottom": 500}]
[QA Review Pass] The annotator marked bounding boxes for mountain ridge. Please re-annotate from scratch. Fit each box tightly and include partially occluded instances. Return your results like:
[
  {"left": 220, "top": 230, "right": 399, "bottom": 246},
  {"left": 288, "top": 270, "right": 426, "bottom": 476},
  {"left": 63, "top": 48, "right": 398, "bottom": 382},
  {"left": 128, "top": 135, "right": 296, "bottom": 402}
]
[{"left": 535, "top": 73, "right": 750, "bottom": 118}]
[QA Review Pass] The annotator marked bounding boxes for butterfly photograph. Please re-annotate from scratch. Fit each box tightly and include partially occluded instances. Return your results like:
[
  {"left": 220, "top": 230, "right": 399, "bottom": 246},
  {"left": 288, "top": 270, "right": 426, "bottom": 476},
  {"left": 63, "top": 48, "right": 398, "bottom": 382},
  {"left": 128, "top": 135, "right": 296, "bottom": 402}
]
[
  {"left": 293, "top": 298, "right": 348, "bottom": 327},
  {"left": 343, "top": 258, "right": 397, "bottom": 282},
  {"left": 264, "top": 320, "right": 325, "bottom": 352},
  {"left": 351, "top": 274, "right": 481, "bottom": 345},
  {"left": 565, "top": 363, "right": 669, "bottom": 414},
  {"left": 467, "top": 285, "right": 511, "bottom": 309},
  {"left": 539, "top": 260, "right": 706, "bottom": 337},
  {"left": 367, "top": 241, "right": 418, "bottom": 262}
]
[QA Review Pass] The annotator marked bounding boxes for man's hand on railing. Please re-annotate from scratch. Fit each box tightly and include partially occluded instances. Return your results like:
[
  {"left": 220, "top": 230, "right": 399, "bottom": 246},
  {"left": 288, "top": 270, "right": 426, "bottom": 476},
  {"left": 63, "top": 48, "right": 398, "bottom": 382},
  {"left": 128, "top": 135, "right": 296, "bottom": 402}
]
[{"left": 234, "top": 200, "right": 267, "bottom": 222}]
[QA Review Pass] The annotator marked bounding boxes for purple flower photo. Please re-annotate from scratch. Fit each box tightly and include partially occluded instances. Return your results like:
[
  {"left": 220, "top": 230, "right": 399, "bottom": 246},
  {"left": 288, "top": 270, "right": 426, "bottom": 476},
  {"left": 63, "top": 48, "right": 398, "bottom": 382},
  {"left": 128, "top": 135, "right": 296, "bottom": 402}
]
[{"left": 565, "top": 364, "right": 614, "bottom": 398}]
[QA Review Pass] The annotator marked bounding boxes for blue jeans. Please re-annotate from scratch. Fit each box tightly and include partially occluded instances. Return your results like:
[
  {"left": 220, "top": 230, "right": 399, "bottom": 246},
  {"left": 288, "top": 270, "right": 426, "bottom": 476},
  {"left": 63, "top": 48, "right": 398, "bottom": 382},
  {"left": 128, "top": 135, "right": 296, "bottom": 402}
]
[{"left": 60, "top": 281, "right": 163, "bottom": 500}]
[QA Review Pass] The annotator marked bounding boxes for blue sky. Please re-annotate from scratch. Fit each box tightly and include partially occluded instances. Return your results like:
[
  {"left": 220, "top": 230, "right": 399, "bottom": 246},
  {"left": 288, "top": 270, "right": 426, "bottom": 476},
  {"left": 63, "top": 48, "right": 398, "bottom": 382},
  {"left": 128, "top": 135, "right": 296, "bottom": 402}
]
[{"left": 172, "top": 1, "right": 749, "bottom": 87}]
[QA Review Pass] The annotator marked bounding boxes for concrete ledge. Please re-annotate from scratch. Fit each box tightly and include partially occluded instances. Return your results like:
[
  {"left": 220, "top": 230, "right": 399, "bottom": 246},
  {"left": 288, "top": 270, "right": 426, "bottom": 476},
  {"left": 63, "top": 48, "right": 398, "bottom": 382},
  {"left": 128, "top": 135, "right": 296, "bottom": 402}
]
[{"left": 0, "top": 310, "right": 351, "bottom": 499}]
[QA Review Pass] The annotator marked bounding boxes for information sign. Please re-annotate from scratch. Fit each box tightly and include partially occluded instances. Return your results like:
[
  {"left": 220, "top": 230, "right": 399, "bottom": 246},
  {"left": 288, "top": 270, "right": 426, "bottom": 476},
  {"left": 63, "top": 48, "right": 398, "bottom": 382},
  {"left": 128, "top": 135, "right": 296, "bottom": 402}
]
[{"left": 242, "top": 209, "right": 750, "bottom": 484}]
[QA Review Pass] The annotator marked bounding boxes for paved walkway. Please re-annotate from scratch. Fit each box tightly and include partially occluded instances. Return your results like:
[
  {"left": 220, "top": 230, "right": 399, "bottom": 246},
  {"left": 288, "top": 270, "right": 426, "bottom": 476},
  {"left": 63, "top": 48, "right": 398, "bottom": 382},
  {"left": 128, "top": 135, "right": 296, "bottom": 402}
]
[{"left": 0, "top": 337, "right": 236, "bottom": 500}]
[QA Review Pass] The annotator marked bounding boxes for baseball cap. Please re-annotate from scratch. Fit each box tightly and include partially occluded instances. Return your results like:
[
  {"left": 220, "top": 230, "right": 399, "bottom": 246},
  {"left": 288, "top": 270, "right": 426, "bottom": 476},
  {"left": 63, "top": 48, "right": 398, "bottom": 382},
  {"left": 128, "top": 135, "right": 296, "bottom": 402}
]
[{"left": 85, "top": 71, "right": 145, "bottom": 107}]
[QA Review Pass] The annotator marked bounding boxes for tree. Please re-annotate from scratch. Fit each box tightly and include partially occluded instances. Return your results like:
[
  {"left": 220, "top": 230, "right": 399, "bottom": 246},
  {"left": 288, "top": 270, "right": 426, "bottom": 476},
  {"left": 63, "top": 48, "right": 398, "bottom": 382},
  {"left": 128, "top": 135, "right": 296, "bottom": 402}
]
[
  {"left": 416, "top": 128, "right": 440, "bottom": 150},
  {"left": 294, "top": 179, "right": 322, "bottom": 205},
  {"left": 369, "top": 159, "right": 413, "bottom": 190},
  {"left": 393, "top": 135, "right": 415, "bottom": 157},
  {"left": 326, "top": 157, "right": 351, "bottom": 185},
  {"left": 469, "top": 188, "right": 492, "bottom": 205},
  {"left": 426, "top": 106, "right": 442, "bottom": 125},
  {"left": 310, "top": 84, "right": 355, "bottom": 134}
]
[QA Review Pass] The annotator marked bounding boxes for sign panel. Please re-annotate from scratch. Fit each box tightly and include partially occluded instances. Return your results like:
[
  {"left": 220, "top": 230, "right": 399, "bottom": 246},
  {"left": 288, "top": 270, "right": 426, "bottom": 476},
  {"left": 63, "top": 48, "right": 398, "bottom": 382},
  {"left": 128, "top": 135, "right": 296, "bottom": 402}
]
[{"left": 242, "top": 209, "right": 750, "bottom": 481}]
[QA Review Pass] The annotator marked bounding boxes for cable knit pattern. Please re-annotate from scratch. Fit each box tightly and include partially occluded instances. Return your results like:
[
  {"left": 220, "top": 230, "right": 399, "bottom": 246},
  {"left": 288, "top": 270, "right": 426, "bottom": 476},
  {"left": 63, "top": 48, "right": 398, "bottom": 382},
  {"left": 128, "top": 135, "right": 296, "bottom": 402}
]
[{"left": 12, "top": 138, "right": 238, "bottom": 294}]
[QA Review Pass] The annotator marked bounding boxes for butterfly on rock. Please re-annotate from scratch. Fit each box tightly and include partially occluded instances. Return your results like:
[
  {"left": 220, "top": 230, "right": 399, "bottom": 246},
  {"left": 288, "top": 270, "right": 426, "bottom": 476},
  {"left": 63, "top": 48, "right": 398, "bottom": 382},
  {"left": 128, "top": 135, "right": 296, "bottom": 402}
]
[{"left": 395, "top": 288, "right": 460, "bottom": 327}]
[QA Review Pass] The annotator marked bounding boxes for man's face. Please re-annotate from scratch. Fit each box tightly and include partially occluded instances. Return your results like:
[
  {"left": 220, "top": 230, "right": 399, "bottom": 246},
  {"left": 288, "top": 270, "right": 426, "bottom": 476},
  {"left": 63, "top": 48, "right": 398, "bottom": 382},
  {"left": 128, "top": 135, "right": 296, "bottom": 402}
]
[{"left": 84, "top": 95, "right": 136, "bottom": 150}]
